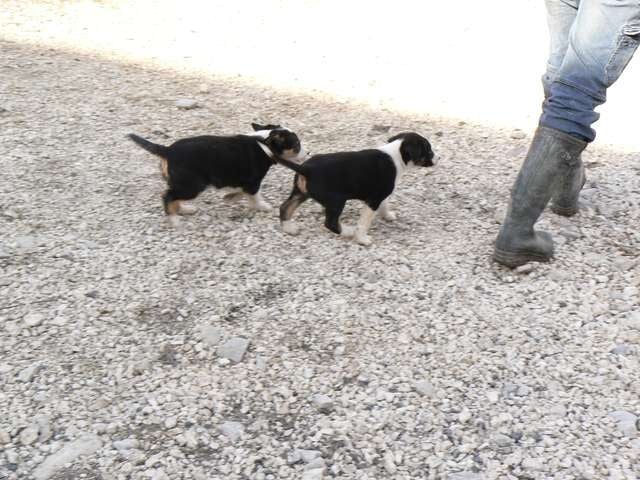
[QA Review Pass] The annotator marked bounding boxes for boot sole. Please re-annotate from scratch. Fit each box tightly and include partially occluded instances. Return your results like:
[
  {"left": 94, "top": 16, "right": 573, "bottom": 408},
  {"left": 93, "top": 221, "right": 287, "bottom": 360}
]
[
  {"left": 551, "top": 204, "right": 578, "bottom": 217},
  {"left": 493, "top": 248, "right": 552, "bottom": 268}
]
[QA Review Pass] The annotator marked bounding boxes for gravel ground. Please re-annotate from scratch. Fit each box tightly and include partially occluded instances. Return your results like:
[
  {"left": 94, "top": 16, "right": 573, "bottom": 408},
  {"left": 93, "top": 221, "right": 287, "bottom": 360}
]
[{"left": 2, "top": 7, "right": 640, "bottom": 480}]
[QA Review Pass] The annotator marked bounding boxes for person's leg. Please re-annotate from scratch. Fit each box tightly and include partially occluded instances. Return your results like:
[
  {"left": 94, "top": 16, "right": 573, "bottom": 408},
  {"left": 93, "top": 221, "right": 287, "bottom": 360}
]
[
  {"left": 543, "top": 0, "right": 587, "bottom": 217},
  {"left": 494, "top": 1, "right": 640, "bottom": 267},
  {"left": 542, "top": 0, "right": 579, "bottom": 97},
  {"left": 547, "top": 0, "right": 640, "bottom": 215},
  {"left": 541, "top": 0, "right": 640, "bottom": 141}
]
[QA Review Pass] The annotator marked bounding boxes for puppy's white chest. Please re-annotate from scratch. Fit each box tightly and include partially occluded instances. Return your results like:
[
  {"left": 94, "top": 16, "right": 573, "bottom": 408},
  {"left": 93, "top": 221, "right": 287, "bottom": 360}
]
[{"left": 376, "top": 140, "right": 405, "bottom": 189}]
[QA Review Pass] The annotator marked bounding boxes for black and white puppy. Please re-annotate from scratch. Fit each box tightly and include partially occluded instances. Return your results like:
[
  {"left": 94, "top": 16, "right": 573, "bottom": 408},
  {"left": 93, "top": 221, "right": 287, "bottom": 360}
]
[
  {"left": 278, "top": 132, "right": 435, "bottom": 245},
  {"left": 128, "top": 123, "right": 307, "bottom": 219}
]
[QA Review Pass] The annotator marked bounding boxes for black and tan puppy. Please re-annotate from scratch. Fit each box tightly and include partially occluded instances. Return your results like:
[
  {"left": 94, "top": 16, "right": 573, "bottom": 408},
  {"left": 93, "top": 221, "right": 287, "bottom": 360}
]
[
  {"left": 128, "top": 123, "right": 307, "bottom": 220},
  {"left": 277, "top": 132, "right": 435, "bottom": 245}
]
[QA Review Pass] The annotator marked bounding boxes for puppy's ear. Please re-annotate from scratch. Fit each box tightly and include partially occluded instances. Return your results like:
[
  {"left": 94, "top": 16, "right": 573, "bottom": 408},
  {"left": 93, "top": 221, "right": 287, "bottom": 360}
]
[
  {"left": 252, "top": 122, "right": 267, "bottom": 131},
  {"left": 387, "top": 133, "right": 405, "bottom": 143}
]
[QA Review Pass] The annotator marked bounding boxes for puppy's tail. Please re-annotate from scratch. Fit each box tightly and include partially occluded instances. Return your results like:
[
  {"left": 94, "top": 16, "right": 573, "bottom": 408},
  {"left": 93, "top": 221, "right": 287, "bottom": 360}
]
[
  {"left": 127, "top": 133, "right": 168, "bottom": 157},
  {"left": 276, "top": 157, "right": 306, "bottom": 174}
]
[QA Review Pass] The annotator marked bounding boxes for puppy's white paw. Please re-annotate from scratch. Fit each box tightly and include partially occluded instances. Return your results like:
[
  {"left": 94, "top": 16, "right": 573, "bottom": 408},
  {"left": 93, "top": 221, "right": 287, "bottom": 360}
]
[
  {"left": 178, "top": 203, "right": 198, "bottom": 216},
  {"left": 281, "top": 221, "right": 300, "bottom": 236},
  {"left": 355, "top": 234, "right": 372, "bottom": 246},
  {"left": 253, "top": 201, "right": 273, "bottom": 212},
  {"left": 340, "top": 225, "right": 355, "bottom": 237},
  {"left": 223, "top": 192, "right": 243, "bottom": 202},
  {"left": 382, "top": 211, "right": 397, "bottom": 222},
  {"left": 167, "top": 215, "right": 181, "bottom": 228}
]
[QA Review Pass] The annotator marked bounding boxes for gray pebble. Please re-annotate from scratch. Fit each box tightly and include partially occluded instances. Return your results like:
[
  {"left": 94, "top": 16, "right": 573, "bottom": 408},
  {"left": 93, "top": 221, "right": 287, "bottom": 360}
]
[
  {"left": 33, "top": 434, "right": 102, "bottom": 480},
  {"left": 219, "top": 421, "right": 244, "bottom": 442},
  {"left": 449, "top": 472, "right": 484, "bottom": 480},
  {"left": 200, "top": 325, "right": 222, "bottom": 346},
  {"left": 302, "top": 469, "right": 324, "bottom": 480},
  {"left": 19, "top": 425, "right": 39, "bottom": 445},
  {"left": 414, "top": 379, "right": 436, "bottom": 397},
  {"left": 312, "top": 394, "right": 334, "bottom": 413},
  {"left": 610, "top": 344, "right": 633, "bottom": 355},
  {"left": 492, "top": 433, "right": 514, "bottom": 448},
  {"left": 23, "top": 313, "right": 44, "bottom": 327},
  {"left": 217, "top": 337, "right": 249, "bottom": 363},
  {"left": 175, "top": 99, "right": 199, "bottom": 110}
]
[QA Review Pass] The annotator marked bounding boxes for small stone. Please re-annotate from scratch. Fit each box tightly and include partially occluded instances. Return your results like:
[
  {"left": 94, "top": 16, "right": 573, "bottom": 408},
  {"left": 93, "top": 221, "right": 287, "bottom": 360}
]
[
  {"left": 15, "top": 235, "right": 38, "bottom": 250},
  {"left": 609, "top": 411, "right": 637, "bottom": 424},
  {"left": 164, "top": 417, "right": 177, "bottom": 429},
  {"left": 20, "top": 425, "right": 39, "bottom": 445},
  {"left": 36, "top": 416, "right": 52, "bottom": 443},
  {"left": 50, "top": 316, "right": 68, "bottom": 326},
  {"left": 449, "top": 472, "right": 484, "bottom": 480},
  {"left": 494, "top": 207, "right": 507, "bottom": 224},
  {"left": 0, "top": 363, "right": 13, "bottom": 374},
  {"left": 610, "top": 344, "right": 633, "bottom": 355},
  {"left": 217, "top": 337, "right": 249, "bottom": 363},
  {"left": 384, "top": 451, "right": 397, "bottom": 473},
  {"left": 458, "top": 408, "right": 472, "bottom": 423},
  {"left": 287, "top": 450, "right": 302, "bottom": 465},
  {"left": 516, "top": 385, "right": 532, "bottom": 396},
  {"left": 198, "top": 84, "right": 210, "bottom": 94},
  {"left": 183, "top": 428, "right": 199, "bottom": 449},
  {"left": 304, "top": 458, "right": 326, "bottom": 471},
  {"left": 492, "top": 433, "right": 514, "bottom": 448},
  {"left": 547, "top": 405, "right": 567, "bottom": 417},
  {"left": 522, "top": 458, "right": 545, "bottom": 471},
  {"left": 414, "top": 380, "right": 436, "bottom": 397},
  {"left": 312, "top": 394, "right": 334, "bottom": 413},
  {"left": 0, "top": 246, "right": 10, "bottom": 258},
  {"left": 557, "top": 227, "right": 581, "bottom": 241},
  {"left": 0, "top": 429, "right": 10, "bottom": 444},
  {"left": 33, "top": 434, "right": 102, "bottom": 480},
  {"left": 23, "top": 313, "right": 44, "bottom": 327},
  {"left": 487, "top": 391, "right": 499, "bottom": 403},
  {"left": 302, "top": 468, "right": 324, "bottom": 480},
  {"left": 17, "top": 364, "right": 39, "bottom": 383},
  {"left": 150, "top": 469, "right": 169, "bottom": 480},
  {"left": 510, "top": 129, "right": 527, "bottom": 139},
  {"left": 617, "top": 421, "right": 638, "bottom": 437},
  {"left": 515, "top": 264, "right": 535, "bottom": 274},
  {"left": 113, "top": 438, "right": 139, "bottom": 451},
  {"left": 200, "top": 325, "right": 222, "bottom": 346},
  {"left": 175, "top": 99, "right": 199, "bottom": 110},
  {"left": 298, "top": 450, "right": 321, "bottom": 464},
  {"left": 219, "top": 421, "right": 244, "bottom": 442}
]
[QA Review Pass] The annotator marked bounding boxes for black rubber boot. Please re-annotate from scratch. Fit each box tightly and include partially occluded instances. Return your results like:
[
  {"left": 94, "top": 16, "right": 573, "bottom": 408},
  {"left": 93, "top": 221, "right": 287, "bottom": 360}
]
[
  {"left": 550, "top": 161, "right": 586, "bottom": 217},
  {"left": 542, "top": 81, "right": 587, "bottom": 217},
  {"left": 494, "top": 126, "right": 587, "bottom": 268}
]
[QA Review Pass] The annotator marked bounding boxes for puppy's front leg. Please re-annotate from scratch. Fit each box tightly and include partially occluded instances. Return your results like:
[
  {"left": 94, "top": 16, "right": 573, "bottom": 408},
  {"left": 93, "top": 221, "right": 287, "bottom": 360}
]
[
  {"left": 380, "top": 198, "right": 396, "bottom": 221},
  {"left": 354, "top": 205, "right": 377, "bottom": 246},
  {"left": 247, "top": 191, "right": 272, "bottom": 212}
]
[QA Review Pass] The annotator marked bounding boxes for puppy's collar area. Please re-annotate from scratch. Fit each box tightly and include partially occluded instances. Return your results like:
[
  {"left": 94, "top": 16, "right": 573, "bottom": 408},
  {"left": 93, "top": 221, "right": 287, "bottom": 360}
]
[
  {"left": 256, "top": 140, "right": 276, "bottom": 160},
  {"left": 377, "top": 139, "right": 408, "bottom": 173}
]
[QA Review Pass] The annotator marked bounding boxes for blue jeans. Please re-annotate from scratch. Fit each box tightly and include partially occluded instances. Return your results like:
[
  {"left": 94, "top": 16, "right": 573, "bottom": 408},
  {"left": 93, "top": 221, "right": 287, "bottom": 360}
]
[{"left": 540, "top": 0, "right": 640, "bottom": 142}]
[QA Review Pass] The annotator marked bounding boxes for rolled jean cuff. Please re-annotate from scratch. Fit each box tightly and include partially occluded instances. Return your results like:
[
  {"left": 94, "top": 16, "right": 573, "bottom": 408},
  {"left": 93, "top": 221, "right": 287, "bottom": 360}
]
[{"left": 539, "top": 80, "right": 599, "bottom": 143}]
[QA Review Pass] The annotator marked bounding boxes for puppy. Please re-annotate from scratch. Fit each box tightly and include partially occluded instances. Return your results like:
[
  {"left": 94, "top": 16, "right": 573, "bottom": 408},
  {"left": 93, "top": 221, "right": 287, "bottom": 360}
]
[
  {"left": 278, "top": 132, "right": 435, "bottom": 245},
  {"left": 128, "top": 123, "right": 307, "bottom": 219}
]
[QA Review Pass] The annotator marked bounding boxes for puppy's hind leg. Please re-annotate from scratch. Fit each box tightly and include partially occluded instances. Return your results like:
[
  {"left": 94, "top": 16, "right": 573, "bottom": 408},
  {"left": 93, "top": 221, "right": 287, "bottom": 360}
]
[
  {"left": 162, "top": 184, "right": 205, "bottom": 226},
  {"left": 323, "top": 199, "right": 352, "bottom": 237},
  {"left": 279, "top": 179, "right": 309, "bottom": 236},
  {"left": 379, "top": 197, "right": 396, "bottom": 221}
]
